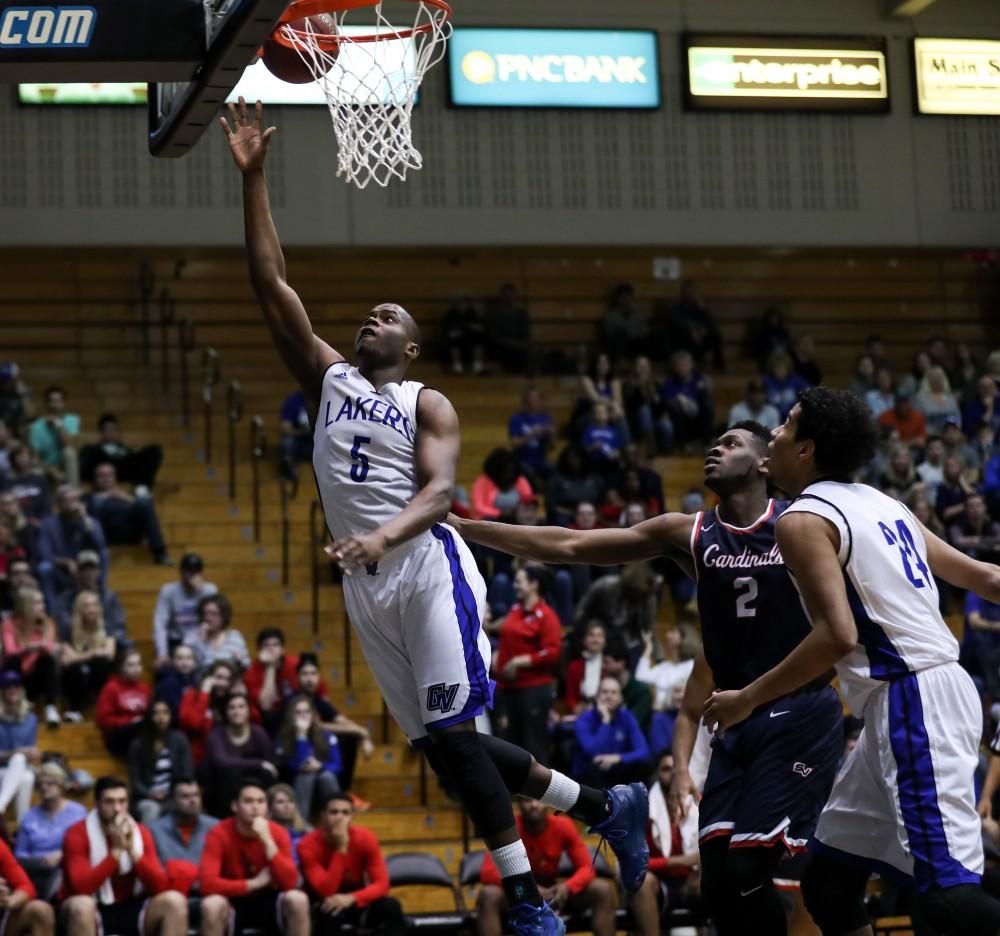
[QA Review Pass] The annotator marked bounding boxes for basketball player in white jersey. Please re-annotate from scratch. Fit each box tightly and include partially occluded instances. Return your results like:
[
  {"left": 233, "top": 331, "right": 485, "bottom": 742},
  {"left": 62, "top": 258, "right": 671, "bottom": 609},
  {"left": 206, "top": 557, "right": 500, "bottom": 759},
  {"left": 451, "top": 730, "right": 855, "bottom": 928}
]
[
  {"left": 220, "top": 99, "right": 649, "bottom": 936},
  {"left": 704, "top": 387, "right": 1000, "bottom": 936}
]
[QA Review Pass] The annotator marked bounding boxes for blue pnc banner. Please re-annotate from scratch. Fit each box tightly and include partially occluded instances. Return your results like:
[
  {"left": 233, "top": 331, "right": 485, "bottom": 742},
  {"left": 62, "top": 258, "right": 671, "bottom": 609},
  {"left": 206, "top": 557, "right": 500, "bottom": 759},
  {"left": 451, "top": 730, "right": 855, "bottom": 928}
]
[{"left": 448, "top": 27, "right": 660, "bottom": 109}]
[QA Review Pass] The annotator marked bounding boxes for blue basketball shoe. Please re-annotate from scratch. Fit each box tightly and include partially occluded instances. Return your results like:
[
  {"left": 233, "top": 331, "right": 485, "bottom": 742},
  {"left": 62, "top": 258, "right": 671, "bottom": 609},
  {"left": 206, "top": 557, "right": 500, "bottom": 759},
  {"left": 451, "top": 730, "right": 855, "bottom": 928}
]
[
  {"left": 508, "top": 901, "right": 566, "bottom": 936},
  {"left": 589, "top": 782, "right": 649, "bottom": 894}
]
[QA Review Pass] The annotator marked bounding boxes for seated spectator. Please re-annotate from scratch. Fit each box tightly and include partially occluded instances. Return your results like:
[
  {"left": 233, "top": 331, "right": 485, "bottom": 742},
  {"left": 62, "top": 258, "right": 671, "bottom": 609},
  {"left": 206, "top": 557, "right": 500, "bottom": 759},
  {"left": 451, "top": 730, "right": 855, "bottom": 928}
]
[
  {"left": 179, "top": 660, "right": 240, "bottom": 764},
  {"left": 601, "top": 645, "right": 652, "bottom": 732},
  {"left": 28, "top": 385, "right": 80, "bottom": 484},
  {"left": 155, "top": 644, "right": 198, "bottom": 718},
  {"left": 79, "top": 414, "right": 162, "bottom": 491},
  {"left": 748, "top": 305, "right": 791, "bottom": 368},
  {"left": 0, "top": 363, "right": 28, "bottom": 438},
  {"left": 727, "top": 380, "right": 780, "bottom": 432},
  {"left": 492, "top": 566, "right": 561, "bottom": 764},
  {"left": 246, "top": 627, "right": 315, "bottom": 735},
  {"left": 878, "top": 445, "right": 921, "bottom": 500},
  {"left": 564, "top": 622, "right": 606, "bottom": 717},
  {"left": 61, "top": 775, "right": 186, "bottom": 936},
  {"left": 581, "top": 402, "right": 624, "bottom": 474},
  {"left": 878, "top": 393, "right": 928, "bottom": 449},
  {"left": 484, "top": 283, "right": 532, "bottom": 373},
  {"left": 937, "top": 456, "right": 978, "bottom": 523},
  {"left": 0, "top": 490, "right": 38, "bottom": 569},
  {"left": 897, "top": 349, "right": 933, "bottom": 399},
  {"left": 203, "top": 692, "right": 277, "bottom": 815},
  {"left": 647, "top": 681, "right": 687, "bottom": 757},
  {"left": 0, "top": 419, "right": 11, "bottom": 484},
  {"left": 971, "top": 423, "right": 998, "bottom": 474},
  {"left": 1, "top": 444, "right": 50, "bottom": 522},
  {"left": 985, "top": 444, "right": 1000, "bottom": 518},
  {"left": 152, "top": 553, "right": 218, "bottom": 670},
  {"left": 128, "top": 701, "right": 194, "bottom": 827},
  {"left": 87, "top": 463, "right": 171, "bottom": 566},
  {"left": 14, "top": 760, "right": 86, "bottom": 901},
  {"left": 602, "top": 282, "right": 648, "bottom": 363},
  {"left": 442, "top": 295, "right": 486, "bottom": 376},
  {"left": 60, "top": 589, "right": 116, "bottom": 719},
  {"left": 667, "top": 280, "right": 724, "bottom": 371},
  {"left": 617, "top": 444, "right": 665, "bottom": 515},
  {"left": 0, "top": 835, "right": 53, "bottom": 936},
  {"left": 866, "top": 367, "right": 896, "bottom": 419},
  {"left": 508, "top": 387, "right": 555, "bottom": 483},
  {"left": 38, "top": 484, "right": 106, "bottom": 612},
  {"left": 791, "top": 333, "right": 822, "bottom": 387},
  {"left": 943, "top": 419, "right": 981, "bottom": 471},
  {"left": 659, "top": 351, "right": 713, "bottom": 452},
  {"left": 575, "top": 562, "right": 660, "bottom": 657},
  {"left": 917, "top": 366, "right": 961, "bottom": 435},
  {"left": 471, "top": 449, "right": 534, "bottom": 523},
  {"left": 544, "top": 448, "right": 604, "bottom": 527},
  {"left": 624, "top": 356, "right": 670, "bottom": 456},
  {"left": 578, "top": 353, "right": 627, "bottom": 432},
  {"left": 761, "top": 351, "right": 808, "bottom": 422},
  {"left": 0, "top": 522, "right": 26, "bottom": 587},
  {"left": 0, "top": 671, "right": 38, "bottom": 820},
  {"left": 183, "top": 593, "right": 249, "bottom": 675},
  {"left": 278, "top": 390, "right": 313, "bottom": 482},
  {"left": 478, "top": 798, "right": 613, "bottom": 936},
  {"left": 279, "top": 695, "right": 342, "bottom": 820},
  {"left": 635, "top": 628, "right": 696, "bottom": 712},
  {"left": 54, "top": 549, "right": 127, "bottom": 646},
  {"left": 948, "top": 493, "right": 1000, "bottom": 561},
  {"left": 267, "top": 783, "right": 310, "bottom": 856},
  {"left": 95, "top": 649, "right": 152, "bottom": 757},
  {"left": 150, "top": 779, "right": 218, "bottom": 897},
  {"left": 952, "top": 341, "right": 980, "bottom": 399},
  {"left": 916, "top": 435, "right": 947, "bottom": 493},
  {"left": 960, "top": 592, "right": 1000, "bottom": 698},
  {"left": 572, "top": 674, "right": 652, "bottom": 787},
  {"left": 0, "top": 559, "right": 35, "bottom": 616},
  {"left": 964, "top": 376, "right": 1000, "bottom": 436},
  {"left": 3, "top": 587, "right": 60, "bottom": 727},
  {"left": 198, "top": 778, "right": 308, "bottom": 936},
  {"left": 846, "top": 354, "right": 877, "bottom": 398},
  {"left": 299, "top": 792, "right": 402, "bottom": 936}
]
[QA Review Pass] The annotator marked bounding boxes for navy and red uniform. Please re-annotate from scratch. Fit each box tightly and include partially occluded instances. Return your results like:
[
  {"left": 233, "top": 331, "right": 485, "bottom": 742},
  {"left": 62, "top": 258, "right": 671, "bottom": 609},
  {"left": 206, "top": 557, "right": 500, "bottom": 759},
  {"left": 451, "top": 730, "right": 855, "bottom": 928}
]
[{"left": 691, "top": 499, "right": 842, "bottom": 860}]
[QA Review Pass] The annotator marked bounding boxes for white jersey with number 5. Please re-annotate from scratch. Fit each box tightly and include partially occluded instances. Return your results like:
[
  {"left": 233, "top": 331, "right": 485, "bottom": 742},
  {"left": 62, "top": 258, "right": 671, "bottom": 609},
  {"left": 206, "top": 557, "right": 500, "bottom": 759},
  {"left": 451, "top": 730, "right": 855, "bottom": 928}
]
[
  {"left": 783, "top": 480, "right": 958, "bottom": 715},
  {"left": 313, "top": 362, "right": 424, "bottom": 546}
]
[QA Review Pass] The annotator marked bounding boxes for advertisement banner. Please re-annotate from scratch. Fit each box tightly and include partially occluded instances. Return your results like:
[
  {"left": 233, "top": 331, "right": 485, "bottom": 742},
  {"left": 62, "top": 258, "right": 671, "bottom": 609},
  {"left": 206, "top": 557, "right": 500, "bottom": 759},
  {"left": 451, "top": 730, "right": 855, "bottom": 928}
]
[{"left": 914, "top": 38, "right": 1000, "bottom": 116}]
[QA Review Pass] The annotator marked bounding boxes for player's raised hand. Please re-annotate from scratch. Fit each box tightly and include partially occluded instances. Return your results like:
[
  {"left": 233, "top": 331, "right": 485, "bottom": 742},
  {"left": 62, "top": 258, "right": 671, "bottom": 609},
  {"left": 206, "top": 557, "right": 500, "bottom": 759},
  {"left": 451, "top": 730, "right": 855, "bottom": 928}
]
[
  {"left": 220, "top": 97, "right": 276, "bottom": 174},
  {"left": 702, "top": 688, "right": 753, "bottom": 737}
]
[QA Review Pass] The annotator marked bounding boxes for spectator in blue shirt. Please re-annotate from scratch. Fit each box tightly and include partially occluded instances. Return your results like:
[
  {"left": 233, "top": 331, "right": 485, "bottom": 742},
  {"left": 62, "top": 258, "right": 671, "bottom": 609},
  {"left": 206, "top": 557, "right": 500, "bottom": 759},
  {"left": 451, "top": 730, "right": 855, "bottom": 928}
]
[
  {"left": 155, "top": 643, "right": 200, "bottom": 718},
  {"left": 508, "top": 387, "right": 555, "bottom": 483},
  {"left": 762, "top": 351, "right": 810, "bottom": 421},
  {"left": 572, "top": 676, "right": 651, "bottom": 788},
  {"left": 963, "top": 376, "right": 1000, "bottom": 437},
  {"left": 983, "top": 446, "right": 1000, "bottom": 518},
  {"left": 659, "top": 351, "right": 714, "bottom": 452},
  {"left": 279, "top": 695, "right": 343, "bottom": 820},
  {"left": 960, "top": 592, "right": 1000, "bottom": 698},
  {"left": 279, "top": 389, "right": 313, "bottom": 482},
  {"left": 581, "top": 403, "right": 624, "bottom": 476}
]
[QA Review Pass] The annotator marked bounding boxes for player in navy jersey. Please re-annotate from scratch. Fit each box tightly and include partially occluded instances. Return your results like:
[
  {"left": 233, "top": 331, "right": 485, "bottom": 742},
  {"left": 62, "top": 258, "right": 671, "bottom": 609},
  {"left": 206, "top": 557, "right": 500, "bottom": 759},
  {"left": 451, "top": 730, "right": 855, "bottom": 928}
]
[{"left": 451, "top": 421, "right": 843, "bottom": 935}]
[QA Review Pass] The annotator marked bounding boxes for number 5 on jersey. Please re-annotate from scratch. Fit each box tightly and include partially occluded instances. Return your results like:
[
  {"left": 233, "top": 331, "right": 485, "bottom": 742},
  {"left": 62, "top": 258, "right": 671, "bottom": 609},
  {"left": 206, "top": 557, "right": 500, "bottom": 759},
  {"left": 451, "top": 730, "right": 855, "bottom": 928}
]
[{"left": 350, "top": 435, "right": 371, "bottom": 482}]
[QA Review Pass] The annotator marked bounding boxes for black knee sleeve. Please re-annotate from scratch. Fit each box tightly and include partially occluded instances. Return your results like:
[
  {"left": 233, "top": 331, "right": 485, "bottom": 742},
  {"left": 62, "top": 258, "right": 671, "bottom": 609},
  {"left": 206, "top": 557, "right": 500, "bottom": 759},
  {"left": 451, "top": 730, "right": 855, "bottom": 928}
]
[
  {"left": 801, "top": 855, "right": 870, "bottom": 935},
  {"left": 698, "top": 837, "right": 732, "bottom": 911},
  {"left": 429, "top": 729, "right": 517, "bottom": 839},
  {"left": 919, "top": 884, "right": 1000, "bottom": 936},
  {"left": 478, "top": 732, "right": 535, "bottom": 792}
]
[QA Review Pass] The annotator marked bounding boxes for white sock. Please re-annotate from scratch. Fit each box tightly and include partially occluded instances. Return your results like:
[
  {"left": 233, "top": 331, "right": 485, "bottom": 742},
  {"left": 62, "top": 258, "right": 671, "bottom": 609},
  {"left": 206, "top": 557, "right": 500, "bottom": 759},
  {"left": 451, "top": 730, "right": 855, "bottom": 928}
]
[
  {"left": 538, "top": 770, "right": 581, "bottom": 812},
  {"left": 490, "top": 840, "right": 532, "bottom": 879}
]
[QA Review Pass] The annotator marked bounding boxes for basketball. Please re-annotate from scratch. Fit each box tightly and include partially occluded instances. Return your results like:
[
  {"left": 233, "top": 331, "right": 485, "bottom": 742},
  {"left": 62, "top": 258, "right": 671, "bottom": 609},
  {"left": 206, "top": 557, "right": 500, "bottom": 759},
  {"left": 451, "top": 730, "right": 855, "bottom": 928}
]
[{"left": 261, "top": 13, "right": 337, "bottom": 85}]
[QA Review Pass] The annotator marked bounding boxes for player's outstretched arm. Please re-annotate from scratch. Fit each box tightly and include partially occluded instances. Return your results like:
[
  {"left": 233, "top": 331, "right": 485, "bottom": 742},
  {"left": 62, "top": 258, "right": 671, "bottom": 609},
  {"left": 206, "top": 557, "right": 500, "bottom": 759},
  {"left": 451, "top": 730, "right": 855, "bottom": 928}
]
[
  {"left": 703, "top": 512, "right": 856, "bottom": 735},
  {"left": 918, "top": 519, "right": 1000, "bottom": 603},
  {"left": 448, "top": 512, "right": 695, "bottom": 566},
  {"left": 220, "top": 98, "right": 343, "bottom": 401}
]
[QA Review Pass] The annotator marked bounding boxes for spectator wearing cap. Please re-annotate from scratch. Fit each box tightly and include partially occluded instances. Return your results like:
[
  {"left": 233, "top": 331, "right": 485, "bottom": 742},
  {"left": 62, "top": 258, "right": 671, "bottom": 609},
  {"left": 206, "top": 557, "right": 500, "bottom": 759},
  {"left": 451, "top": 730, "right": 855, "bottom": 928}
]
[
  {"left": 278, "top": 390, "right": 313, "bottom": 482},
  {"left": 87, "top": 463, "right": 172, "bottom": 566},
  {"left": 37, "top": 484, "right": 107, "bottom": 614},
  {"left": 95, "top": 649, "right": 152, "bottom": 757},
  {"left": 28, "top": 385, "right": 80, "bottom": 485},
  {"left": 2, "top": 588, "right": 61, "bottom": 727},
  {"left": 0, "top": 671, "right": 38, "bottom": 820},
  {"left": 182, "top": 593, "right": 249, "bottom": 676},
  {"left": 152, "top": 554, "right": 218, "bottom": 671},
  {"left": 79, "top": 414, "right": 162, "bottom": 493},
  {"left": 54, "top": 550, "right": 127, "bottom": 647},
  {"left": 1, "top": 444, "right": 50, "bottom": 523},
  {"left": 572, "top": 675, "right": 651, "bottom": 788},
  {"left": 508, "top": 387, "right": 556, "bottom": 484},
  {"left": 727, "top": 380, "right": 780, "bottom": 431},
  {"left": 492, "top": 565, "right": 561, "bottom": 764},
  {"left": 59, "top": 589, "right": 117, "bottom": 720},
  {"left": 878, "top": 392, "right": 928, "bottom": 449},
  {"left": 150, "top": 778, "right": 218, "bottom": 897},
  {"left": 14, "top": 760, "right": 86, "bottom": 899}
]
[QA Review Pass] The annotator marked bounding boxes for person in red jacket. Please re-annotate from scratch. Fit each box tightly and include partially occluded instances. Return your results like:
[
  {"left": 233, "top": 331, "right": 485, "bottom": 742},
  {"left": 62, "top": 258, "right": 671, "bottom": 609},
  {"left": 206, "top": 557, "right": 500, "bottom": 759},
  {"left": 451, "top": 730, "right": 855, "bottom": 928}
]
[
  {"left": 61, "top": 775, "right": 187, "bottom": 936},
  {"left": 244, "top": 628, "right": 326, "bottom": 735},
  {"left": 563, "top": 622, "right": 607, "bottom": 716},
  {"left": 298, "top": 792, "right": 404, "bottom": 936},
  {"left": 95, "top": 649, "right": 152, "bottom": 757},
  {"left": 178, "top": 659, "right": 240, "bottom": 764},
  {"left": 199, "top": 778, "right": 309, "bottom": 936},
  {"left": 478, "top": 799, "right": 614, "bottom": 936},
  {"left": 0, "top": 836, "right": 53, "bottom": 936},
  {"left": 492, "top": 565, "right": 562, "bottom": 763}
]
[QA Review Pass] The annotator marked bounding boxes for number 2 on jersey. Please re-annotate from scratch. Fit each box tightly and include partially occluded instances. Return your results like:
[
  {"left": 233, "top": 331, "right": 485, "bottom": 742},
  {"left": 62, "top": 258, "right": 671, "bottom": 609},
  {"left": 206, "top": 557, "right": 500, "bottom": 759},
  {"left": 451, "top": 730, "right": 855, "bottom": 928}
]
[
  {"left": 349, "top": 435, "right": 371, "bottom": 482},
  {"left": 879, "top": 519, "right": 932, "bottom": 590},
  {"left": 734, "top": 576, "right": 758, "bottom": 618}
]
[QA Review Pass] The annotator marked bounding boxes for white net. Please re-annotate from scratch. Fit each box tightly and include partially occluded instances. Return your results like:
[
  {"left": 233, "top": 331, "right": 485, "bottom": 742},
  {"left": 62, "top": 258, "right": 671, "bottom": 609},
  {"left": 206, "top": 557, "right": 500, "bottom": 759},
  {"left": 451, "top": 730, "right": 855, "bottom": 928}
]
[{"left": 280, "top": 1, "right": 451, "bottom": 189}]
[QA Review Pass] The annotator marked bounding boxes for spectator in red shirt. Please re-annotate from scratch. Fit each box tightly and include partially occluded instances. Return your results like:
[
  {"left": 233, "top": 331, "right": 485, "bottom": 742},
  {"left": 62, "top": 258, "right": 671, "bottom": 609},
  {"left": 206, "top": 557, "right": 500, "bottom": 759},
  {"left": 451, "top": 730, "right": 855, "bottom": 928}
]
[
  {"left": 61, "top": 775, "right": 186, "bottom": 936},
  {"left": 478, "top": 799, "right": 614, "bottom": 936},
  {"left": 878, "top": 392, "right": 928, "bottom": 448},
  {"left": 564, "top": 622, "right": 606, "bottom": 716},
  {"left": 492, "top": 565, "right": 562, "bottom": 764},
  {"left": 298, "top": 792, "right": 404, "bottom": 936},
  {"left": 199, "top": 778, "right": 309, "bottom": 936},
  {"left": 0, "top": 835, "right": 52, "bottom": 936},
  {"left": 95, "top": 649, "right": 152, "bottom": 757},
  {"left": 245, "top": 627, "right": 317, "bottom": 734},
  {"left": 178, "top": 659, "right": 240, "bottom": 764}
]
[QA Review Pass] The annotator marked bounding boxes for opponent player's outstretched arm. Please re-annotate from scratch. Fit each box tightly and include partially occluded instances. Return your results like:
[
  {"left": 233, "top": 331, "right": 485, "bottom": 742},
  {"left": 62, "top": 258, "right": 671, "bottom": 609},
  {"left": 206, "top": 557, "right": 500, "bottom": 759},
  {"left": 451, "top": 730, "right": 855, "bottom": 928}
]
[
  {"left": 703, "top": 512, "right": 857, "bottom": 734},
  {"left": 449, "top": 512, "right": 695, "bottom": 566},
  {"left": 668, "top": 648, "right": 712, "bottom": 822},
  {"left": 917, "top": 519, "right": 1000, "bottom": 602},
  {"left": 221, "top": 99, "right": 343, "bottom": 401}
]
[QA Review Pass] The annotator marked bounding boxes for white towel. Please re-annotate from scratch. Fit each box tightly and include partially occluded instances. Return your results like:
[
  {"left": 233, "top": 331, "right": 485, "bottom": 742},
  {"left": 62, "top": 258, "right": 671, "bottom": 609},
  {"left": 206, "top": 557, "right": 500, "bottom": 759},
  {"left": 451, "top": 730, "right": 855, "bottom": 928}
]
[
  {"left": 580, "top": 653, "right": 603, "bottom": 702},
  {"left": 85, "top": 809, "right": 143, "bottom": 904},
  {"left": 648, "top": 782, "right": 699, "bottom": 859}
]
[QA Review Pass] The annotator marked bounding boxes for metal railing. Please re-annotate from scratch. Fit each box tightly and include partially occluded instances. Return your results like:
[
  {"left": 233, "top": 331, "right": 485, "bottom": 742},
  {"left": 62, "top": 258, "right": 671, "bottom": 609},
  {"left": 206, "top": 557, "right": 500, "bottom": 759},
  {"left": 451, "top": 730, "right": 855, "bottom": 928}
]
[
  {"left": 159, "top": 290, "right": 175, "bottom": 395},
  {"left": 281, "top": 477, "right": 297, "bottom": 587},
  {"left": 201, "top": 347, "right": 220, "bottom": 462},
  {"left": 226, "top": 380, "right": 243, "bottom": 500},
  {"left": 178, "top": 319, "right": 196, "bottom": 428},
  {"left": 250, "top": 416, "right": 265, "bottom": 542}
]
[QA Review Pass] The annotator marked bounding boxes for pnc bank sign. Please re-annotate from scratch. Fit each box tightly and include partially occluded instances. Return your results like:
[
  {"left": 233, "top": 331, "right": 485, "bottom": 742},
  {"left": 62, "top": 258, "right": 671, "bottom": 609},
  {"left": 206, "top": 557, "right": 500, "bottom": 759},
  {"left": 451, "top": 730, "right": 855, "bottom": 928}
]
[{"left": 448, "top": 28, "right": 660, "bottom": 108}]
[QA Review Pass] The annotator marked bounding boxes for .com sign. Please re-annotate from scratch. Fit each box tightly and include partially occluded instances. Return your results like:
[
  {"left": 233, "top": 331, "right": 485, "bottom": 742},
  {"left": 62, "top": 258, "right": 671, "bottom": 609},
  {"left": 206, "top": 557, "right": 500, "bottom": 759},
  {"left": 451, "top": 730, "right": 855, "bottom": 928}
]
[{"left": 448, "top": 28, "right": 660, "bottom": 109}]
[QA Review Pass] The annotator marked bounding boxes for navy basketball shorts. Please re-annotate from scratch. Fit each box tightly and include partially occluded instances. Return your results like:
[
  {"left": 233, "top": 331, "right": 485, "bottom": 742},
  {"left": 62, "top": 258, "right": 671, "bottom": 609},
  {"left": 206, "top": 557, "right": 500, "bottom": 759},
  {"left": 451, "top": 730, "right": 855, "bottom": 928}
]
[{"left": 699, "top": 685, "right": 843, "bottom": 854}]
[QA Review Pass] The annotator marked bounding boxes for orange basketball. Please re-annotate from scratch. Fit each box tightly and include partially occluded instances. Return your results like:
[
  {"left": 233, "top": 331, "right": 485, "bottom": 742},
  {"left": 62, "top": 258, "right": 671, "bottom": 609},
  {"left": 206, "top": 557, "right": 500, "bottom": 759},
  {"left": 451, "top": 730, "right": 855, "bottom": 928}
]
[{"left": 261, "top": 14, "right": 337, "bottom": 84}]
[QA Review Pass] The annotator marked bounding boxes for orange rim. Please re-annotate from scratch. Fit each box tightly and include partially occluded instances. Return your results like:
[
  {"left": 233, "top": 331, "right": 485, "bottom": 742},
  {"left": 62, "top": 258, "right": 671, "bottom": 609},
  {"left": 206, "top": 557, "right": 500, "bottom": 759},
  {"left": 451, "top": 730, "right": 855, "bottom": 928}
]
[{"left": 271, "top": 0, "right": 451, "bottom": 51}]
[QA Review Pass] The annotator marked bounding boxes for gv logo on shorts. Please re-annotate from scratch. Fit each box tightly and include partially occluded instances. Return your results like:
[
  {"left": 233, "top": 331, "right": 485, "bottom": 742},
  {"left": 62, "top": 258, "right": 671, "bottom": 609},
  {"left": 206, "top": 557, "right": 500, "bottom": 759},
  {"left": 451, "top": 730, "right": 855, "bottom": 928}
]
[{"left": 426, "top": 682, "right": 460, "bottom": 713}]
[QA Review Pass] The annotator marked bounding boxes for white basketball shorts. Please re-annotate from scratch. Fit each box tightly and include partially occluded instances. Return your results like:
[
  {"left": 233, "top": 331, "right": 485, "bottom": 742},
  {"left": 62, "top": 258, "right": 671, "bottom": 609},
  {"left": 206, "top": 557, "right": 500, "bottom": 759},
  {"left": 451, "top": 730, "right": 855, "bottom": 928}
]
[
  {"left": 341, "top": 522, "right": 492, "bottom": 741},
  {"left": 811, "top": 661, "right": 984, "bottom": 891}
]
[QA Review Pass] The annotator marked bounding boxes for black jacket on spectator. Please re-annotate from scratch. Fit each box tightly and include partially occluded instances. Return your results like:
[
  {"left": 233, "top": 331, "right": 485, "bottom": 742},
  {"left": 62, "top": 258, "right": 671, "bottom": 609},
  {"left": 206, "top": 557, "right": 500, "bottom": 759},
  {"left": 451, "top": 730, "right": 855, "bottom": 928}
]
[{"left": 127, "top": 730, "right": 194, "bottom": 802}]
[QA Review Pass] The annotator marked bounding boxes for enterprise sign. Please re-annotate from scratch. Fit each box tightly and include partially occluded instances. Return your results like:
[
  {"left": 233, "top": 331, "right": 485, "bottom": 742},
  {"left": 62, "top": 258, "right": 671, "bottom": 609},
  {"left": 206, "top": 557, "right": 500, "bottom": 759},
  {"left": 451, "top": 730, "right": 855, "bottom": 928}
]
[
  {"left": 914, "top": 38, "right": 1000, "bottom": 116},
  {"left": 448, "top": 28, "right": 660, "bottom": 109},
  {"left": 685, "top": 34, "right": 889, "bottom": 112}
]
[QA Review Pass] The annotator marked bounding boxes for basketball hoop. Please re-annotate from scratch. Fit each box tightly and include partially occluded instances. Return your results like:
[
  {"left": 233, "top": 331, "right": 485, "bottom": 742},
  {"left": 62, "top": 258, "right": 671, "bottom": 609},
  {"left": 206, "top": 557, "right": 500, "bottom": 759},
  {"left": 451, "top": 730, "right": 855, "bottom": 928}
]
[{"left": 270, "top": 0, "right": 451, "bottom": 189}]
